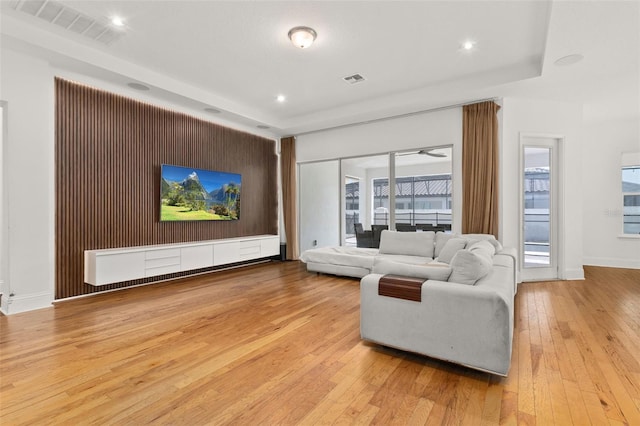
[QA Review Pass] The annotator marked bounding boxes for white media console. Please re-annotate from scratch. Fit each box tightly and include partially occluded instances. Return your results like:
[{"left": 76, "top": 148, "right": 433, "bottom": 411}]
[{"left": 84, "top": 235, "right": 280, "bottom": 286}]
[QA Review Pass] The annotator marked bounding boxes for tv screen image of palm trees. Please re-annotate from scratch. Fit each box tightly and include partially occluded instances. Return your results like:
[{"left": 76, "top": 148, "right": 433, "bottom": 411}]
[{"left": 160, "top": 164, "right": 241, "bottom": 221}]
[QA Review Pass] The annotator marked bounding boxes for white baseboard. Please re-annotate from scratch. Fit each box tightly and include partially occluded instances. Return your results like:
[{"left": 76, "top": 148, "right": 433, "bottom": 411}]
[
  {"left": 1, "top": 291, "right": 53, "bottom": 315},
  {"left": 583, "top": 257, "right": 640, "bottom": 270}
]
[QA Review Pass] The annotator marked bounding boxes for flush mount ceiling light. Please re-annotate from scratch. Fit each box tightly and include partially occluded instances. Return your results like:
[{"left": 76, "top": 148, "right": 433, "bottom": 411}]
[
  {"left": 288, "top": 26, "right": 317, "bottom": 49},
  {"left": 276, "top": 95, "right": 286, "bottom": 102},
  {"left": 554, "top": 54, "right": 584, "bottom": 66}
]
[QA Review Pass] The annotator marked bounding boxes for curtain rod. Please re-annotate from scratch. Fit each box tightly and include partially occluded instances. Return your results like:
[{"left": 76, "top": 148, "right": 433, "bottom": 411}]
[{"left": 294, "top": 97, "right": 500, "bottom": 137}]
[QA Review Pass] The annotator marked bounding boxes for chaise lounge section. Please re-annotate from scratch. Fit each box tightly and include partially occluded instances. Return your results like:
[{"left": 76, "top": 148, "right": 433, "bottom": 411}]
[
  {"left": 301, "top": 230, "right": 517, "bottom": 375},
  {"left": 360, "top": 246, "right": 516, "bottom": 376}
]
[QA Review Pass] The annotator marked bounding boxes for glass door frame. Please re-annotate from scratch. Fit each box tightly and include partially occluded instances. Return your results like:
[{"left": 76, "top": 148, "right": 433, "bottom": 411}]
[{"left": 519, "top": 133, "right": 564, "bottom": 281}]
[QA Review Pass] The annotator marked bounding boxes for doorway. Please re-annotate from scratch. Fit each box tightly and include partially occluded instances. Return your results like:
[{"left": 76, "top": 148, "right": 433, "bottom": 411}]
[{"left": 520, "top": 136, "right": 562, "bottom": 281}]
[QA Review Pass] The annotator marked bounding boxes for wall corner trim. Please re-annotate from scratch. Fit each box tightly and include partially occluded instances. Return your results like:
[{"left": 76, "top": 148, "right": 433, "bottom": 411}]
[
  {"left": 1, "top": 291, "right": 54, "bottom": 315},
  {"left": 564, "top": 267, "right": 586, "bottom": 281}
]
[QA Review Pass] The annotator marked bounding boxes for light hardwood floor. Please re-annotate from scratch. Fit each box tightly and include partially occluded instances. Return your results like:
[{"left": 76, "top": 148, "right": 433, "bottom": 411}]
[{"left": 1, "top": 262, "right": 639, "bottom": 425}]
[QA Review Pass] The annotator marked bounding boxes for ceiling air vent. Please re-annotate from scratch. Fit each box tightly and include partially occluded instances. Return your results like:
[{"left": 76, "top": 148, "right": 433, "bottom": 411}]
[
  {"left": 343, "top": 73, "right": 366, "bottom": 85},
  {"left": 11, "top": 0, "right": 123, "bottom": 45}
]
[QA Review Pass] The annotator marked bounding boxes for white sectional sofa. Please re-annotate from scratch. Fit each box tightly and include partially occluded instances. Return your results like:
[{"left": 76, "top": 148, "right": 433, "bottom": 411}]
[
  {"left": 301, "top": 230, "right": 517, "bottom": 376},
  {"left": 301, "top": 230, "right": 515, "bottom": 285}
]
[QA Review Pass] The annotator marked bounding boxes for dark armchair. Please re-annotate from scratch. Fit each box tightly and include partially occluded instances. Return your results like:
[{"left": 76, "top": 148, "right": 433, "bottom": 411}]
[
  {"left": 371, "top": 225, "right": 389, "bottom": 248},
  {"left": 416, "top": 224, "right": 451, "bottom": 232},
  {"left": 395, "top": 223, "right": 417, "bottom": 232},
  {"left": 354, "top": 223, "right": 374, "bottom": 248}
]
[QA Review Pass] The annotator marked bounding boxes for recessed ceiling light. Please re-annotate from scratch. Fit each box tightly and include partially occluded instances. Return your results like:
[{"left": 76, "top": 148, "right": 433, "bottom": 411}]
[
  {"left": 204, "top": 107, "right": 221, "bottom": 114},
  {"left": 127, "top": 82, "right": 149, "bottom": 91},
  {"left": 462, "top": 41, "right": 475, "bottom": 50},
  {"left": 111, "top": 16, "right": 125, "bottom": 27},
  {"left": 554, "top": 54, "right": 584, "bottom": 66},
  {"left": 257, "top": 124, "right": 270, "bottom": 129},
  {"left": 276, "top": 95, "right": 286, "bottom": 102}
]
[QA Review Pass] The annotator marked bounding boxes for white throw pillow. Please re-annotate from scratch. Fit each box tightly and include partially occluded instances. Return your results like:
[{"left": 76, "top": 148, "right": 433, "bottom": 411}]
[
  {"left": 373, "top": 258, "right": 452, "bottom": 281},
  {"left": 448, "top": 249, "right": 492, "bottom": 285},
  {"left": 436, "top": 237, "right": 467, "bottom": 264},
  {"left": 461, "top": 234, "right": 503, "bottom": 252},
  {"left": 378, "top": 230, "right": 435, "bottom": 258},
  {"left": 466, "top": 240, "right": 496, "bottom": 259}
]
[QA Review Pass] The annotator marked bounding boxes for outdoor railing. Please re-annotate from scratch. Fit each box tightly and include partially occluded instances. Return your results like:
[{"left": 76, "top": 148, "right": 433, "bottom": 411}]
[
  {"left": 345, "top": 212, "right": 360, "bottom": 237},
  {"left": 373, "top": 211, "right": 452, "bottom": 226},
  {"left": 624, "top": 214, "right": 640, "bottom": 234},
  {"left": 524, "top": 211, "right": 549, "bottom": 258}
]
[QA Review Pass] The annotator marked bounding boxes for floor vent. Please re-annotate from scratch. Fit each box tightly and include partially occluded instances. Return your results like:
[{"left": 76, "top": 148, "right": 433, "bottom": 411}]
[
  {"left": 343, "top": 73, "right": 366, "bottom": 85},
  {"left": 11, "top": 0, "right": 123, "bottom": 45}
]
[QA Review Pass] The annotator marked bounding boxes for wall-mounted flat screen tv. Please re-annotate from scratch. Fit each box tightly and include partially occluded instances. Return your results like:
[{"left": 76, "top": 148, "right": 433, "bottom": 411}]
[{"left": 160, "top": 164, "right": 241, "bottom": 221}]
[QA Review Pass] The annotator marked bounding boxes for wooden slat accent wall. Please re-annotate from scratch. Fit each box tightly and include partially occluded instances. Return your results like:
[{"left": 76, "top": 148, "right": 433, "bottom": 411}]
[{"left": 55, "top": 78, "right": 278, "bottom": 299}]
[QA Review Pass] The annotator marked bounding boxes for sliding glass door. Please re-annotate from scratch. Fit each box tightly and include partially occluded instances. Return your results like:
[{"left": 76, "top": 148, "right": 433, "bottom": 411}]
[
  {"left": 341, "top": 154, "right": 389, "bottom": 246},
  {"left": 299, "top": 146, "right": 453, "bottom": 252}
]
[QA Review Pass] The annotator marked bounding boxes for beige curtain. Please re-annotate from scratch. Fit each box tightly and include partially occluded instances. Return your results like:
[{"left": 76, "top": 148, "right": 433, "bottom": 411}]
[
  {"left": 462, "top": 101, "right": 501, "bottom": 238},
  {"left": 280, "top": 136, "right": 299, "bottom": 260}
]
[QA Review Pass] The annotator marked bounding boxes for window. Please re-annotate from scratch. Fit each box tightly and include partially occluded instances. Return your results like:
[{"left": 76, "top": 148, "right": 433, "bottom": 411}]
[
  {"left": 373, "top": 173, "right": 452, "bottom": 227},
  {"left": 524, "top": 168, "right": 549, "bottom": 209},
  {"left": 342, "top": 154, "right": 389, "bottom": 246},
  {"left": 622, "top": 165, "right": 640, "bottom": 235},
  {"left": 302, "top": 147, "right": 452, "bottom": 248},
  {"left": 345, "top": 179, "right": 360, "bottom": 210},
  {"left": 372, "top": 178, "right": 390, "bottom": 224},
  {"left": 344, "top": 176, "right": 361, "bottom": 237}
]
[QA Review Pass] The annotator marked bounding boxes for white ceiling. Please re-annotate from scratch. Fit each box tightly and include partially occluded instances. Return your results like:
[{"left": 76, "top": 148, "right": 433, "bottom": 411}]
[{"left": 1, "top": 1, "right": 638, "bottom": 136}]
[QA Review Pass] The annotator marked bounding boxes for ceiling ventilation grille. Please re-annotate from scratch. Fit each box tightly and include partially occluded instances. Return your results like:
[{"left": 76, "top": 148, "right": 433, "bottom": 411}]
[
  {"left": 11, "top": 0, "right": 123, "bottom": 45},
  {"left": 343, "top": 73, "right": 366, "bottom": 85}
]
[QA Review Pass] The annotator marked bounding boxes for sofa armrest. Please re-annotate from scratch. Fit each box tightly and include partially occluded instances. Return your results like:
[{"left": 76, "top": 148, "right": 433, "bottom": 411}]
[
  {"left": 496, "top": 247, "right": 518, "bottom": 293},
  {"left": 497, "top": 246, "right": 517, "bottom": 262}
]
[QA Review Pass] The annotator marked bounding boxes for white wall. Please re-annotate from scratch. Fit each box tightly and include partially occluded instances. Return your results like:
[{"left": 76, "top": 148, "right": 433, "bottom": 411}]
[
  {"left": 299, "top": 160, "right": 340, "bottom": 252},
  {"left": 502, "top": 97, "right": 585, "bottom": 280},
  {"left": 0, "top": 49, "right": 55, "bottom": 313},
  {"left": 582, "top": 115, "right": 640, "bottom": 268},
  {"left": 395, "top": 161, "right": 452, "bottom": 178},
  {"left": 297, "top": 109, "right": 462, "bottom": 162}
]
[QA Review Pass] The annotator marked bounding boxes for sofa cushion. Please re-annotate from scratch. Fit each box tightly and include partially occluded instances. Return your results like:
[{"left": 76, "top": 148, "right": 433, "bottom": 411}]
[
  {"left": 436, "top": 237, "right": 467, "bottom": 264},
  {"left": 434, "top": 232, "right": 457, "bottom": 257},
  {"left": 373, "top": 258, "right": 452, "bottom": 281},
  {"left": 448, "top": 249, "right": 493, "bottom": 285},
  {"left": 378, "top": 230, "right": 435, "bottom": 258},
  {"left": 377, "top": 254, "right": 432, "bottom": 265}
]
